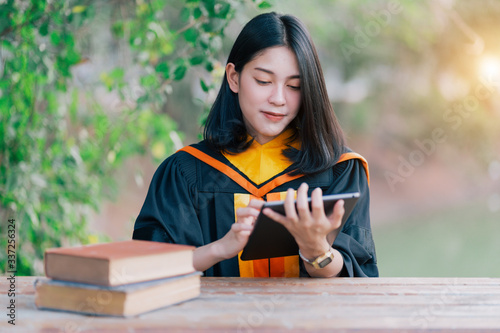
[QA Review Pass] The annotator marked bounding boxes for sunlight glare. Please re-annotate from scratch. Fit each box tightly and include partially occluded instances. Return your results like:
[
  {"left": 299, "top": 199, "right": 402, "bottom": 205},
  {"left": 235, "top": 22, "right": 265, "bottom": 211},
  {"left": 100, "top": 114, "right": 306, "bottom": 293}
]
[{"left": 479, "top": 55, "right": 500, "bottom": 80}]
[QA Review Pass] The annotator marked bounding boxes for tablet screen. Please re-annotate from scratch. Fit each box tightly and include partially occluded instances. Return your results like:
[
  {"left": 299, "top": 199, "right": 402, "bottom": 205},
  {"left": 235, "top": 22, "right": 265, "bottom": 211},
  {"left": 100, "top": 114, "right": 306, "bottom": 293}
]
[{"left": 240, "top": 192, "right": 360, "bottom": 261}]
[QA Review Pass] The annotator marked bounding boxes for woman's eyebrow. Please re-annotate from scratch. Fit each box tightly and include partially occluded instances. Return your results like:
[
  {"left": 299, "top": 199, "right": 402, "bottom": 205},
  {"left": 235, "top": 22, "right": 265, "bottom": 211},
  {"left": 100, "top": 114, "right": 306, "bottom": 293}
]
[{"left": 254, "top": 67, "right": 300, "bottom": 79}]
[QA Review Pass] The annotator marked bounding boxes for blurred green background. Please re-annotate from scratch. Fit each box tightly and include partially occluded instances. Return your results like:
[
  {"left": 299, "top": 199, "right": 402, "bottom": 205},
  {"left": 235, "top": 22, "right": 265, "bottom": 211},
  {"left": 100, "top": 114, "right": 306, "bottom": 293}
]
[{"left": 1, "top": 0, "right": 499, "bottom": 277}]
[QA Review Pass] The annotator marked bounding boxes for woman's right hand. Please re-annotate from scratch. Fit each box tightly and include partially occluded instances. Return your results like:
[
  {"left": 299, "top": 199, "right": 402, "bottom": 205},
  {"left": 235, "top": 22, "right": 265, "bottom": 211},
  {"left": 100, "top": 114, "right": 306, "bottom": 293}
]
[
  {"left": 193, "top": 199, "right": 264, "bottom": 272},
  {"left": 216, "top": 199, "right": 264, "bottom": 259}
]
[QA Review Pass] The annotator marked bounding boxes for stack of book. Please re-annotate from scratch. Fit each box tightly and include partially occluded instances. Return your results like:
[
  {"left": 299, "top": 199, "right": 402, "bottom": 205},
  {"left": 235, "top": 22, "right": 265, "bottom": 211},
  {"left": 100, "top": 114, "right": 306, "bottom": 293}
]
[{"left": 35, "top": 240, "right": 200, "bottom": 317}]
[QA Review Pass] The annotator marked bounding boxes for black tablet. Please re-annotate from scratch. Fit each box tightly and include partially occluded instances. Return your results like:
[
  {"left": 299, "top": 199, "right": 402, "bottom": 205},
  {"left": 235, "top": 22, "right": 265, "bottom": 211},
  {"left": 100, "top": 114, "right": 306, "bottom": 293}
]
[{"left": 240, "top": 192, "right": 360, "bottom": 261}]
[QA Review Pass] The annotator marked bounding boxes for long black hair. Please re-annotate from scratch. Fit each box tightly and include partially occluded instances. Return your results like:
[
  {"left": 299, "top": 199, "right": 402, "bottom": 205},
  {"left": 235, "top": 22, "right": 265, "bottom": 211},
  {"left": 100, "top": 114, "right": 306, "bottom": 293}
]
[{"left": 204, "top": 12, "right": 346, "bottom": 175}]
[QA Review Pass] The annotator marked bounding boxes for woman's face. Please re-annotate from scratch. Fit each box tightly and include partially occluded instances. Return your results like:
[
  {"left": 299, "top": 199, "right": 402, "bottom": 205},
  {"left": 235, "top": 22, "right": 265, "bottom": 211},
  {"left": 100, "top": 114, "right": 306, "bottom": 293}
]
[{"left": 226, "top": 46, "right": 301, "bottom": 145}]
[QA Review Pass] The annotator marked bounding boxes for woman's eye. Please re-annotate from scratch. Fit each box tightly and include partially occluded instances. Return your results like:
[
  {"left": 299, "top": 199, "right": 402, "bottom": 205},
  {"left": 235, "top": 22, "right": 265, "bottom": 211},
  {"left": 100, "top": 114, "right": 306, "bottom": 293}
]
[
  {"left": 289, "top": 85, "right": 300, "bottom": 90},
  {"left": 255, "top": 79, "right": 270, "bottom": 85}
]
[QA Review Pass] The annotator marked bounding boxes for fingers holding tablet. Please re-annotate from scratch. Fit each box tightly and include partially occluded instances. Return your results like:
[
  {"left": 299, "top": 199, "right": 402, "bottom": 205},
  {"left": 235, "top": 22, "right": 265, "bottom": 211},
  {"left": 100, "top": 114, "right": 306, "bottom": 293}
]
[{"left": 241, "top": 190, "right": 360, "bottom": 261}]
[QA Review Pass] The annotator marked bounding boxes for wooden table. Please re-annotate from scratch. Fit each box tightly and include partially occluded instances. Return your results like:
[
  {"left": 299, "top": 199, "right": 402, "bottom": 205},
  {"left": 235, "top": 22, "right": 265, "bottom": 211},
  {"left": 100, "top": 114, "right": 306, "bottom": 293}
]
[{"left": 1, "top": 276, "right": 500, "bottom": 332}]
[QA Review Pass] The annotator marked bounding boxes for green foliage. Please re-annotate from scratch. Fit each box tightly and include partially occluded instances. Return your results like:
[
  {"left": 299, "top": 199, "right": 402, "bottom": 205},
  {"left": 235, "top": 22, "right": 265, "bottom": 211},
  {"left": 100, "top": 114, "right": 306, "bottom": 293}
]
[{"left": 0, "top": 0, "right": 270, "bottom": 275}]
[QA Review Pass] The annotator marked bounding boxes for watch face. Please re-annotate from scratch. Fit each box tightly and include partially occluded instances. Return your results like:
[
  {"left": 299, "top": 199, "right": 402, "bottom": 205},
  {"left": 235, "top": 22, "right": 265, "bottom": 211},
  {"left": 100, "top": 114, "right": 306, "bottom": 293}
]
[{"left": 318, "top": 257, "right": 333, "bottom": 268}]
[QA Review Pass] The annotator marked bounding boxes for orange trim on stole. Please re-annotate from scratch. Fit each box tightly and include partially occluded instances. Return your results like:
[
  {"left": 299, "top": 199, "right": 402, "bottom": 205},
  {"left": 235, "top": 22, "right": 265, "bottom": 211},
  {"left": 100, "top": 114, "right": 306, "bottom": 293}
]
[
  {"left": 179, "top": 146, "right": 304, "bottom": 198},
  {"left": 265, "top": 192, "right": 285, "bottom": 277},
  {"left": 337, "top": 152, "right": 370, "bottom": 185},
  {"left": 180, "top": 146, "right": 369, "bottom": 189},
  {"left": 278, "top": 190, "right": 300, "bottom": 277}
]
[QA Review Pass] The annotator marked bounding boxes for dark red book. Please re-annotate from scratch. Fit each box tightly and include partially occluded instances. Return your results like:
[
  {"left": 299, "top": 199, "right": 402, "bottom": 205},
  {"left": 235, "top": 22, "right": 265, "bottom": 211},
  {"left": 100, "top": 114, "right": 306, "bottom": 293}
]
[{"left": 44, "top": 240, "right": 195, "bottom": 286}]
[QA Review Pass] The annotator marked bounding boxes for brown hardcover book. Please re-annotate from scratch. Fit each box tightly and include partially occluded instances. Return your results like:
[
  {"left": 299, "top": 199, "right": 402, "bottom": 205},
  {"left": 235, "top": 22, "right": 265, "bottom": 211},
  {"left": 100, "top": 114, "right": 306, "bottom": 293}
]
[
  {"left": 34, "top": 272, "right": 201, "bottom": 317},
  {"left": 44, "top": 240, "right": 195, "bottom": 286}
]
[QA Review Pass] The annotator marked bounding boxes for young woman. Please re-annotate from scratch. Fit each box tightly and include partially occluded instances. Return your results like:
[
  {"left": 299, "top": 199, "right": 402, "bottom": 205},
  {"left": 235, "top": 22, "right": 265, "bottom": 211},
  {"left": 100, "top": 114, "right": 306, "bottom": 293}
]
[{"left": 133, "top": 12, "right": 378, "bottom": 278}]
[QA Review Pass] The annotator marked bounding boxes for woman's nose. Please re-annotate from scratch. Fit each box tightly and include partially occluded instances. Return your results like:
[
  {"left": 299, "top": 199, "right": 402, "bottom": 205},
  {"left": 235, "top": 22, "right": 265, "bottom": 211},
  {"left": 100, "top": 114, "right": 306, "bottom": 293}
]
[{"left": 268, "top": 85, "right": 286, "bottom": 106}]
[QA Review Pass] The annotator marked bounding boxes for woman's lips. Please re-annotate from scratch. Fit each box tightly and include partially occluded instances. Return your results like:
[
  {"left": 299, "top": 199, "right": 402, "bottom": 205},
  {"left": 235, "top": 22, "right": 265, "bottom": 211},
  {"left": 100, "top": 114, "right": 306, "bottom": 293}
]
[{"left": 262, "top": 111, "right": 286, "bottom": 121}]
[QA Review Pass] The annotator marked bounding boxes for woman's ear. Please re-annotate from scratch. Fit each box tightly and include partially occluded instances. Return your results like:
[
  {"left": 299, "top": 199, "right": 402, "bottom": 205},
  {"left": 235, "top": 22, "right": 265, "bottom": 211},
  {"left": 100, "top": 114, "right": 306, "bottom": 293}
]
[{"left": 226, "top": 63, "right": 239, "bottom": 93}]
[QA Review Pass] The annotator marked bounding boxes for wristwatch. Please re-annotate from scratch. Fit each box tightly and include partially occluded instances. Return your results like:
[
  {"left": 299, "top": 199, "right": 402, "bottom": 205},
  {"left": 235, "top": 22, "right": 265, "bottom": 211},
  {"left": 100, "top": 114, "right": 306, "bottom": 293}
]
[{"left": 299, "top": 247, "right": 335, "bottom": 269}]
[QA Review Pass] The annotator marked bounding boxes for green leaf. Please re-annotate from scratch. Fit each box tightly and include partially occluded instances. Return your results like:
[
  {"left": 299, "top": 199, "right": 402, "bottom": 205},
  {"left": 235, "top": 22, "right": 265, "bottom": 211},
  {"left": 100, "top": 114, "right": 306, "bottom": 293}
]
[
  {"left": 39, "top": 20, "right": 49, "bottom": 36},
  {"left": 66, "top": 48, "right": 80, "bottom": 65},
  {"left": 215, "top": 2, "right": 231, "bottom": 18},
  {"left": 184, "top": 28, "right": 199, "bottom": 44},
  {"left": 72, "top": 5, "right": 87, "bottom": 14},
  {"left": 193, "top": 7, "right": 203, "bottom": 19},
  {"left": 110, "top": 68, "right": 124, "bottom": 80},
  {"left": 174, "top": 64, "right": 187, "bottom": 81},
  {"left": 205, "top": 60, "right": 214, "bottom": 72},
  {"left": 137, "top": 94, "right": 149, "bottom": 104},
  {"left": 56, "top": 56, "right": 71, "bottom": 78},
  {"left": 111, "top": 21, "right": 124, "bottom": 38},
  {"left": 258, "top": 1, "right": 273, "bottom": 9},
  {"left": 155, "top": 62, "right": 170, "bottom": 79},
  {"left": 190, "top": 55, "right": 204, "bottom": 66},
  {"left": 1, "top": 39, "right": 13, "bottom": 51},
  {"left": 100, "top": 72, "right": 114, "bottom": 90},
  {"left": 140, "top": 74, "right": 158, "bottom": 88},
  {"left": 180, "top": 7, "right": 191, "bottom": 22},
  {"left": 64, "top": 34, "right": 76, "bottom": 47},
  {"left": 203, "top": 0, "right": 216, "bottom": 16},
  {"left": 50, "top": 31, "right": 61, "bottom": 45},
  {"left": 200, "top": 79, "right": 209, "bottom": 92}
]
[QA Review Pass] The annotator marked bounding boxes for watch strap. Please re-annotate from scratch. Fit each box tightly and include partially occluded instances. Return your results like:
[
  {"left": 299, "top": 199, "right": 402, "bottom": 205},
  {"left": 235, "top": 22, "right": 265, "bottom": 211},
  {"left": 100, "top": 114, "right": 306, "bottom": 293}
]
[{"left": 299, "top": 247, "right": 335, "bottom": 269}]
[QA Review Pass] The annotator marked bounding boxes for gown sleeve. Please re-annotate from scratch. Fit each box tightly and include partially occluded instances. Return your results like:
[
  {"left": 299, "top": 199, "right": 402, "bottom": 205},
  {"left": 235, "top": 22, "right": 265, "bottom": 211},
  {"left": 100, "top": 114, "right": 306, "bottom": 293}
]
[
  {"left": 132, "top": 152, "right": 204, "bottom": 247},
  {"left": 300, "top": 157, "right": 379, "bottom": 278}
]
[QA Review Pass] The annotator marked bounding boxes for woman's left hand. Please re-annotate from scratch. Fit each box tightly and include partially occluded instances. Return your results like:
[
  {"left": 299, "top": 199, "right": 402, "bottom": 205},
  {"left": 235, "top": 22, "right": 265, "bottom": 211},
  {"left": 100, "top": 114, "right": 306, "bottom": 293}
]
[{"left": 262, "top": 182, "right": 345, "bottom": 259}]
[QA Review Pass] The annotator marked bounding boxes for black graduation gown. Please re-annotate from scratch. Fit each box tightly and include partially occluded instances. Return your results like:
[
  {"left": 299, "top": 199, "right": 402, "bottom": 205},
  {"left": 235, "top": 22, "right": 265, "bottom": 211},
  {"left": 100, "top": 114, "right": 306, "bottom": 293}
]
[{"left": 133, "top": 140, "right": 378, "bottom": 278}]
